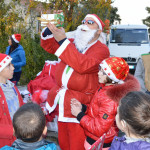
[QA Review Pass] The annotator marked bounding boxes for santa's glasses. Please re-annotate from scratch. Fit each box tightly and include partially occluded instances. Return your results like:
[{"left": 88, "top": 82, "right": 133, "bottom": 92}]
[{"left": 82, "top": 20, "right": 95, "bottom": 25}]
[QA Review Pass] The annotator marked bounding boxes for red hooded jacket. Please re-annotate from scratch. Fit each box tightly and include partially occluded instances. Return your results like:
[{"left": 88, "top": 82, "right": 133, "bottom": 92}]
[
  {"left": 79, "top": 74, "right": 140, "bottom": 143},
  {"left": 0, "top": 86, "right": 23, "bottom": 148}
]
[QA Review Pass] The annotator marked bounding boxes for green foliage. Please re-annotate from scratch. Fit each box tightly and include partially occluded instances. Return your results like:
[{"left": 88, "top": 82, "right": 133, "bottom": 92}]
[
  {"left": 71, "top": 0, "right": 112, "bottom": 31},
  {"left": 0, "top": 0, "right": 57, "bottom": 85},
  {"left": 110, "top": 7, "right": 121, "bottom": 25},
  {"left": 0, "top": 0, "right": 23, "bottom": 36},
  {"left": 27, "top": 0, "right": 114, "bottom": 32},
  {"left": 0, "top": 32, "right": 57, "bottom": 85},
  {"left": 143, "top": 7, "right": 150, "bottom": 34}
]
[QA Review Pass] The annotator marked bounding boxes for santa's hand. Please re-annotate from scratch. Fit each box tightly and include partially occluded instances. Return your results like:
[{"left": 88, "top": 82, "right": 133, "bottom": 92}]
[
  {"left": 71, "top": 98, "right": 81, "bottom": 105},
  {"left": 47, "top": 22, "right": 66, "bottom": 42},
  {"left": 71, "top": 103, "right": 82, "bottom": 117}
]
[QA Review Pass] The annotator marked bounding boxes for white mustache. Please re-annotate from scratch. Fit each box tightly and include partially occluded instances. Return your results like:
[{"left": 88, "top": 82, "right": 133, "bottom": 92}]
[
  {"left": 77, "top": 24, "right": 90, "bottom": 31},
  {"left": 77, "top": 24, "right": 98, "bottom": 32}
]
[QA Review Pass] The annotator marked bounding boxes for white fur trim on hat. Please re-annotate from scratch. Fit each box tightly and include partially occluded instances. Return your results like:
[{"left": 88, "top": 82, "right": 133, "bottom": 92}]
[
  {"left": 0, "top": 56, "right": 12, "bottom": 72},
  {"left": 12, "top": 34, "right": 19, "bottom": 43},
  {"left": 85, "top": 14, "right": 102, "bottom": 30},
  {"left": 100, "top": 60, "right": 124, "bottom": 84}
]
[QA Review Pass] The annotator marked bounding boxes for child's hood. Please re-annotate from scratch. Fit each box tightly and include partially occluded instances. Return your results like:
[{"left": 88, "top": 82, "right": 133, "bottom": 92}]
[
  {"left": 106, "top": 73, "right": 140, "bottom": 103},
  {"left": 6, "top": 44, "right": 24, "bottom": 53},
  {"left": 109, "top": 136, "right": 150, "bottom": 150},
  {"left": 11, "top": 139, "right": 57, "bottom": 150}
]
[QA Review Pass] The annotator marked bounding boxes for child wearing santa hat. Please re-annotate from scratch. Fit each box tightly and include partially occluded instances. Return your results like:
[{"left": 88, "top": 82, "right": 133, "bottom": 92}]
[
  {"left": 71, "top": 57, "right": 140, "bottom": 150},
  {"left": 6, "top": 34, "right": 26, "bottom": 85},
  {"left": 0, "top": 53, "right": 24, "bottom": 148}
]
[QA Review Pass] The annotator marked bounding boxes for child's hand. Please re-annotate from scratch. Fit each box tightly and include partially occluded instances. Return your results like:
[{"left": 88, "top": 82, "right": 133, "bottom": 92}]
[
  {"left": 71, "top": 98, "right": 82, "bottom": 117},
  {"left": 71, "top": 98, "right": 82, "bottom": 108},
  {"left": 40, "top": 104, "right": 48, "bottom": 115}
]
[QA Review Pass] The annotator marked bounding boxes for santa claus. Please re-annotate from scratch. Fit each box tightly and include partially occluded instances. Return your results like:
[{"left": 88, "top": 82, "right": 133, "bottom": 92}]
[{"left": 41, "top": 14, "right": 110, "bottom": 150}]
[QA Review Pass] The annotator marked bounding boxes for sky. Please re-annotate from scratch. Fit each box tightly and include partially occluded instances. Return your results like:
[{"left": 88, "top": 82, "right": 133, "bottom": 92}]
[{"left": 111, "top": 0, "right": 150, "bottom": 25}]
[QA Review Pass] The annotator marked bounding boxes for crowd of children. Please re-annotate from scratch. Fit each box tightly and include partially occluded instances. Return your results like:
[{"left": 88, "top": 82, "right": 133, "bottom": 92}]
[
  {"left": 1, "top": 51, "right": 150, "bottom": 150},
  {"left": 0, "top": 13, "right": 150, "bottom": 150}
]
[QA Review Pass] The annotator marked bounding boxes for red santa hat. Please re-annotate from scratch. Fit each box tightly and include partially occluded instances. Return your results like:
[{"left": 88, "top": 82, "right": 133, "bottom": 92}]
[
  {"left": 0, "top": 53, "right": 12, "bottom": 72},
  {"left": 100, "top": 57, "right": 129, "bottom": 84},
  {"left": 12, "top": 34, "right": 21, "bottom": 43},
  {"left": 85, "top": 14, "right": 105, "bottom": 31}
]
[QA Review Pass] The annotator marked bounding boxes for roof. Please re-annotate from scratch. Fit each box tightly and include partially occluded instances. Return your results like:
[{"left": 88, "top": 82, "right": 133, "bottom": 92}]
[{"left": 111, "top": 24, "right": 148, "bottom": 29}]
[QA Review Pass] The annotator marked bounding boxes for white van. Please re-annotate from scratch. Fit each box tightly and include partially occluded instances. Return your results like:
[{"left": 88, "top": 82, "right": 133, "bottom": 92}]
[{"left": 108, "top": 24, "right": 150, "bottom": 72}]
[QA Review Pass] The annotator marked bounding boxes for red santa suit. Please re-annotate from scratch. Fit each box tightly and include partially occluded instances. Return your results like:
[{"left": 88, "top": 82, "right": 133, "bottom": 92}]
[{"left": 41, "top": 24, "right": 109, "bottom": 149}]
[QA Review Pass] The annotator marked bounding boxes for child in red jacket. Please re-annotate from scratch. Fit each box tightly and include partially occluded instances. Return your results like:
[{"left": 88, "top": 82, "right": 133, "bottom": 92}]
[
  {"left": 0, "top": 53, "right": 23, "bottom": 147},
  {"left": 71, "top": 57, "right": 140, "bottom": 150}
]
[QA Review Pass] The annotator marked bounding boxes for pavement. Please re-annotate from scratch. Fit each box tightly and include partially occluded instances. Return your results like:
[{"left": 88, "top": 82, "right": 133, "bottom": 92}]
[{"left": 17, "top": 85, "right": 27, "bottom": 92}]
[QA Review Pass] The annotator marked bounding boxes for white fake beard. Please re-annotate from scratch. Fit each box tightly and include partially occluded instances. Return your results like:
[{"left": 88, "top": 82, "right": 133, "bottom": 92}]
[{"left": 74, "top": 25, "right": 97, "bottom": 53}]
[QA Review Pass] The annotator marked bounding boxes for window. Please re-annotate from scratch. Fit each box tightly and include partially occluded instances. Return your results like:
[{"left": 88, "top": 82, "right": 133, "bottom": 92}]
[{"left": 110, "top": 29, "right": 149, "bottom": 44}]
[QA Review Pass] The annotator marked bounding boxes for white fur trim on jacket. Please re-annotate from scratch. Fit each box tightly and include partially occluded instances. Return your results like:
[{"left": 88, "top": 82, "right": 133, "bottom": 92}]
[
  {"left": 46, "top": 88, "right": 79, "bottom": 123},
  {"left": 55, "top": 39, "right": 70, "bottom": 57},
  {"left": 58, "top": 88, "right": 79, "bottom": 123},
  {"left": 45, "top": 89, "right": 61, "bottom": 114},
  {"left": 62, "top": 65, "right": 74, "bottom": 88},
  {"left": 41, "top": 27, "right": 53, "bottom": 40}
]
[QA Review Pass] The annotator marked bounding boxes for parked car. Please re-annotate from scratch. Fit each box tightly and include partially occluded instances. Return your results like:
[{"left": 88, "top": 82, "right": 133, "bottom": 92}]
[{"left": 108, "top": 24, "right": 150, "bottom": 73}]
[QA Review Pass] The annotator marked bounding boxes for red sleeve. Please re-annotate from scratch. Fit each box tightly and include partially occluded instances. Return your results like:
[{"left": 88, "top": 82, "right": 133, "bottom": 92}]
[
  {"left": 0, "top": 124, "right": 14, "bottom": 138},
  {"left": 40, "top": 28, "right": 60, "bottom": 54},
  {"left": 80, "top": 98, "right": 117, "bottom": 137},
  {"left": 41, "top": 28, "right": 109, "bottom": 74},
  {"left": 55, "top": 39, "right": 109, "bottom": 74}
]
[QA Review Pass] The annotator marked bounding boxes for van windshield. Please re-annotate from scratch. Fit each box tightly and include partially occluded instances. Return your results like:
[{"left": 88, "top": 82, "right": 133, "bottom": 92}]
[{"left": 110, "top": 29, "right": 149, "bottom": 44}]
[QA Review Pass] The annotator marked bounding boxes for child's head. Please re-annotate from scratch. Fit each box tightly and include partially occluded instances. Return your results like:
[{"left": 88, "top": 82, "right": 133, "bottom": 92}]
[
  {"left": 116, "top": 91, "right": 150, "bottom": 138},
  {"left": 99, "top": 57, "right": 129, "bottom": 84},
  {"left": 13, "top": 103, "right": 46, "bottom": 143},
  {"left": 0, "top": 53, "right": 14, "bottom": 83}
]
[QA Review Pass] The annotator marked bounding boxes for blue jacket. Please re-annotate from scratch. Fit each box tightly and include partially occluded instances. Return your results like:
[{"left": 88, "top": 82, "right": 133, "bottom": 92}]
[
  {"left": 109, "top": 136, "right": 150, "bottom": 150},
  {"left": 0, "top": 139, "right": 57, "bottom": 150},
  {"left": 6, "top": 44, "right": 26, "bottom": 72}
]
